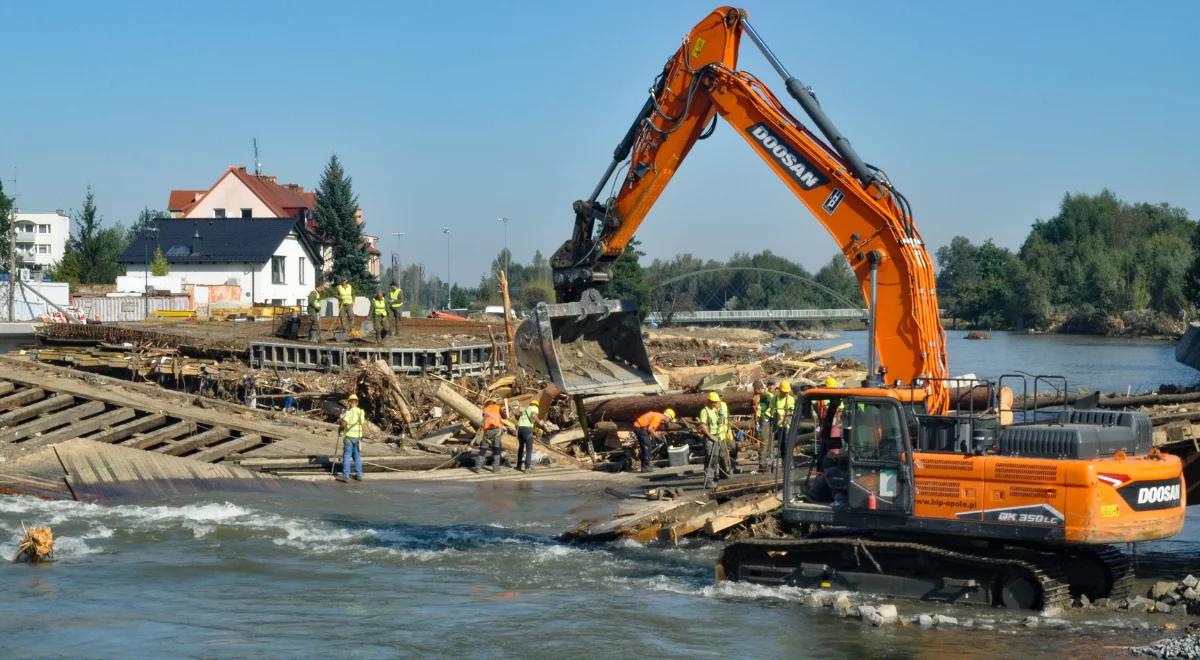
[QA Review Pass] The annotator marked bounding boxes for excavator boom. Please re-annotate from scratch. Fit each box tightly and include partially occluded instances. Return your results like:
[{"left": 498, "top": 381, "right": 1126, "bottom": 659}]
[{"left": 516, "top": 6, "right": 948, "bottom": 410}]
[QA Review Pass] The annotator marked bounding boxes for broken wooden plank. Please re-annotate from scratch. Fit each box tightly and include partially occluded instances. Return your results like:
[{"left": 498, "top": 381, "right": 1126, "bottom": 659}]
[
  {"left": 0, "top": 388, "right": 46, "bottom": 413},
  {"left": 802, "top": 342, "right": 853, "bottom": 360},
  {"left": 0, "top": 393, "right": 74, "bottom": 429},
  {"left": 2, "top": 400, "right": 106, "bottom": 443},
  {"left": 189, "top": 434, "right": 263, "bottom": 463},
  {"left": 29, "top": 407, "right": 137, "bottom": 448},
  {"left": 85, "top": 413, "right": 169, "bottom": 444},
  {"left": 122, "top": 420, "right": 196, "bottom": 450},
  {"left": 158, "top": 426, "right": 230, "bottom": 457},
  {"left": 0, "top": 381, "right": 15, "bottom": 397},
  {"left": 660, "top": 491, "right": 781, "bottom": 544}
]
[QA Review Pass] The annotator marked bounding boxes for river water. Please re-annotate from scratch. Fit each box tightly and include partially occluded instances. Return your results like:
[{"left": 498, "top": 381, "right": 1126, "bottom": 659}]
[
  {"left": 2, "top": 331, "right": 1197, "bottom": 658},
  {"left": 790, "top": 329, "right": 1198, "bottom": 394}
]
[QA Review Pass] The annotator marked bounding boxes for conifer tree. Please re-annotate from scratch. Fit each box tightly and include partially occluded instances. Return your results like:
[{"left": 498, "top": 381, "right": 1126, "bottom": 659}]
[{"left": 314, "top": 155, "right": 375, "bottom": 291}]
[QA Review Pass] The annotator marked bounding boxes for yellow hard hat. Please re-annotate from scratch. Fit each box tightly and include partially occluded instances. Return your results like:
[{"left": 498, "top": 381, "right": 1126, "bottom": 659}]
[
  {"left": 347, "top": 393, "right": 359, "bottom": 401},
  {"left": 707, "top": 391, "right": 721, "bottom": 403},
  {"left": 528, "top": 401, "right": 539, "bottom": 408},
  {"left": 664, "top": 408, "right": 676, "bottom": 419},
  {"left": 779, "top": 381, "right": 792, "bottom": 393},
  {"left": 825, "top": 377, "right": 839, "bottom": 388}
]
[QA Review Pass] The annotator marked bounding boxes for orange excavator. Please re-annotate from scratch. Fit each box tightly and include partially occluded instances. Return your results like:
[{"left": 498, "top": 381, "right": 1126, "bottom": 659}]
[{"left": 515, "top": 7, "right": 1186, "bottom": 608}]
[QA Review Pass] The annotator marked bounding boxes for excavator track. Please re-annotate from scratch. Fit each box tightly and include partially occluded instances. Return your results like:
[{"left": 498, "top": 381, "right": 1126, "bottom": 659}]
[
  {"left": 719, "top": 537, "right": 1088, "bottom": 610},
  {"left": 1064, "top": 545, "right": 1135, "bottom": 603}
]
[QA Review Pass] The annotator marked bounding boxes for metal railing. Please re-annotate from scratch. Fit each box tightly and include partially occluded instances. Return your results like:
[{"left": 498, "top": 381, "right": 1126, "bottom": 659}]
[{"left": 647, "top": 308, "right": 868, "bottom": 323}]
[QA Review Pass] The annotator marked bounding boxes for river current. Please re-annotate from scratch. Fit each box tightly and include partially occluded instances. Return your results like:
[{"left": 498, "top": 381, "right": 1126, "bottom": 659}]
[{"left": 2, "top": 331, "right": 1197, "bottom": 658}]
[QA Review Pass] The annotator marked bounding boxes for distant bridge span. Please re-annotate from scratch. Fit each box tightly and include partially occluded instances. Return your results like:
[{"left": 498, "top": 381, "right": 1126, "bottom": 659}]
[{"left": 647, "top": 309, "right": 868, "bottom": 324}]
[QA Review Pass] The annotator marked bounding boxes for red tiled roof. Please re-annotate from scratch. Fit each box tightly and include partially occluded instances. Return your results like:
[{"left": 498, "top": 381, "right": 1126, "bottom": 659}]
[
  {"left": 174, "top": 167, "right": 318, "bottom": 219},
  {"left": 167, "top": 189, "right": 205, "bottom": 211}
]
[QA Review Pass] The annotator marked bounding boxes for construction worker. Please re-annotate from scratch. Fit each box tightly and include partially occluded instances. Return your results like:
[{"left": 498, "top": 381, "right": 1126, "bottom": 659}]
[
  {"left": 372, "top": 291, "right": 388, "bottom": 342},
  {"left": 307, "top": 288, "right": 322, "bottom": 342},
  {"left": 516, "top": 401, "right": 553, "bottom": 472},
  {"left": 336, "top": 278, "right": 355, "bottom": 333},
  {"left": 774, "top": 380, "right": 797, "bottom": 468},
  {"left": 752, "top": 379, "right": 776, "bottom": 470},
  {"left": 339, "top": 393, "right": 366, "bottom": 482},
  {"left": 699, "top": 391, "right": 732, "bottom": 486},
  {"left": 477, "top": 398, "right": 506, "bottom": 472},
  {"left": 632, "top": 408, "right": 676, "bottom": 473},
  {"left": 387, "top": 282, "right": 405, "bottom": 334}
]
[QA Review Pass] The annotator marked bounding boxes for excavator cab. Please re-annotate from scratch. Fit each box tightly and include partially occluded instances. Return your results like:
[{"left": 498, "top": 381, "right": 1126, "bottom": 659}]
[{"left": 788, "top": 390, "right": 915, "bottom": 519}]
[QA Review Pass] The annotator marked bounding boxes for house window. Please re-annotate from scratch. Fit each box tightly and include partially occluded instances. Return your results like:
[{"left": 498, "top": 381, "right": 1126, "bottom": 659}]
[
  {"left": 38, "top": 224, "right": 51, "bottom": 233},
  {"left": 241, "top": 208, "right": 252, "bottom": 218},
  {"left": 36, "top": 244, "right": 51, "bottom": 254},
  {"left": 271, "top": 256, "right": 286, "bottom": 284},
  {"left": 299, "top": 257, "right": 306, "bottom": 285},
  {"left": 214, "top": 208, "right": 226, "bottom": 218}
]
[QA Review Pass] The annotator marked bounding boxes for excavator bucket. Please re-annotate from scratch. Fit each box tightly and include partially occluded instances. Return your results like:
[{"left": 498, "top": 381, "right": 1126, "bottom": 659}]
[{"left": 514, "top": 291, "right": 658, "bottom": 396}]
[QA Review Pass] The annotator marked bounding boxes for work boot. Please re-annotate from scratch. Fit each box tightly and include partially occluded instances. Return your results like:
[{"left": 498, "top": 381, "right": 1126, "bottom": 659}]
[
  {"left": 472, "top": 451, "right": 485, "bottom": 473},
  {"left": 491, "top": 454, "right": 502, "bottom": 473}
]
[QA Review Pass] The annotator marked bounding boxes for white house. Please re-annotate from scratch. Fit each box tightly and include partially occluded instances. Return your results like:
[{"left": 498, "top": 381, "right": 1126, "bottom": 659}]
[
  {"left": 117, "top": 219, "right": 322, "bottom": 307},
  {"left": 13, "top": 210, "right": 70, "bottom": 272}
]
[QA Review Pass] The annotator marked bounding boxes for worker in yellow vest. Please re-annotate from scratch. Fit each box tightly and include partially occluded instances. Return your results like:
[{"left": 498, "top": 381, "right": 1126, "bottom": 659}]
[
  {"left": 773, "top": 380, "right": 797, "bottom": 469},
  {"left": 387, "top": 282, "right": 405, "bottom": 334},
  {"left": 516, "top": 401, "right": 555, "bottom": 472},
  {"left": 699, "top": 391, "right": 732, "bottom": 486},
  {"left": 372, "top": 291, "right": 388, "bottom": 342},
  {"left": 753, "top": 379, "right": 776, "bottom": 470},
  {"left": 307, "top": 288, "right": 322, "bottom": 342},
  {"left": 338, "top": 393, "right": 366, "bottom": 481},
  {"left": 336, "top": 278, "right": 355, "bottom": 332}
]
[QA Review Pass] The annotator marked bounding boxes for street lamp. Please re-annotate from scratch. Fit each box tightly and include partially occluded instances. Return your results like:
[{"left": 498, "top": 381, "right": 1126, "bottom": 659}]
[
  {"left": 141, "top": 223, "right": 158, "bottom": 319},
  {"left": 442, "top": 226, "right": 451, "bottom": 310},
  {"left": 497, "top": 216, "right": 510, "bottom": 279},
  {"left": 390, "top": 231, "right": 405, "bottom": 293}
]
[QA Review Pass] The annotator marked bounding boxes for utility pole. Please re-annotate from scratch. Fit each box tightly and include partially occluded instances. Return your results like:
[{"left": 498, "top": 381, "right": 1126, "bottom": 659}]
[
  {"left": 253, "top": 138, "right": 261, "bottom": 175},
  {"left": 442, "top": 226, "right": 451, "bottom": 310},
  {"left": 498, "top": 216, "right": 510, "bottom": 280},
  {"left": 7, "top": 166, "right": 18, "bottom": 323}
]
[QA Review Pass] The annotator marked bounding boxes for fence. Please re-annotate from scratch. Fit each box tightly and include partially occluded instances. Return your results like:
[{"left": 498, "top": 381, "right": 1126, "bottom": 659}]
[{"left": 71, "top": 295, "right": 193, "bottom": 323}]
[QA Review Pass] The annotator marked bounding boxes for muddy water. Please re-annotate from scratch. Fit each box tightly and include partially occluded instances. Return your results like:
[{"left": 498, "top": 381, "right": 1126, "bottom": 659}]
[
  {"left": 788, "top": 329, "right": 1197, "bottom": 393},
  {"left": 3, "top": 480, "right": 1195, "bottom": 658}
]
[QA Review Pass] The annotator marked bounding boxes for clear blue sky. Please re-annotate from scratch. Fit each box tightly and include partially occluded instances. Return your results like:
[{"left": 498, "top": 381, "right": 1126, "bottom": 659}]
[{"left": 3, "top": 1, "right": 1198, "bottom": 285}]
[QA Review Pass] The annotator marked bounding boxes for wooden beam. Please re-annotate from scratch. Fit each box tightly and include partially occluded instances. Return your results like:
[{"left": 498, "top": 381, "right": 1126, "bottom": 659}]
[
  {"left": 0, "top": 388, "right": 45, "bottom": 413},
  {"left": 20, "top": 407, "right": 137, "bottom": 449},
  {"left": 189, "top": 434, "right": 263, "bottom": 463},
  {"left": 158, "top": 426, "right": 230, "bottom": 457},
  {"left": 0, "top": 394, "right": 76, "bottom": 428},
  {"left": 0, "top": 381, "right": 16, "bottom": 397},
  {"left": 85, "top": 413, "right": 169, "bottom": 444},
  {"left": 122, "top": 420, "right": 196, "bottom": 450},
  {"left": 660, "top": 492, "right": 781, "bottom": 545},
  {"left": 2, "top": 400, "right": 105, "bottom": 443}
]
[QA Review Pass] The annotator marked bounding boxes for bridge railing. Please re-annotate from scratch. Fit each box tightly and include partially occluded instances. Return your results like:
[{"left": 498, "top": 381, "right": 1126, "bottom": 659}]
[{"left": 646, "top": 309, "right": 868, "bottom": 323}]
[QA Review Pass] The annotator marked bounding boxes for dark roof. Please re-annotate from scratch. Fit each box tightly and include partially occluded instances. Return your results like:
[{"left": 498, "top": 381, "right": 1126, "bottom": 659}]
[{"left": 118, "top": 218, "right": 321, "bottom": 265}]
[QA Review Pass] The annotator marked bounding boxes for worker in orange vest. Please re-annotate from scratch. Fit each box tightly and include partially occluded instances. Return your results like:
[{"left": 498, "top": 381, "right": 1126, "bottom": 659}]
[
  {"left": 476, "top": 399, "right": 506, "bottom": 472},
  {"left": 633, "top": 408, "right": 676, "bottom": 473}
]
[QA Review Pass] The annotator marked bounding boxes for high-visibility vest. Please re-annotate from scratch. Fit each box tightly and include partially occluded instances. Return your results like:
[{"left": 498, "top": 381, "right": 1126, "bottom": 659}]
[
  {"left": 342, "top": 406, "right": 365, "bottom": 438},
  {"left": 482, "top": 403, "right": 504, "bottom": 431},
  {"left": 776, "top": 394, "right": 797, "bottom": 428},
  {"left": 388, "top": 288, "right": 404, "bottom": 309},
  {"left": 634, "top": 411, "right": 668, "bottom": 433},
  {"left": 699, "top": 405, "right": 722, "bottom": 438},
  {"left": 372, "top": 298, "right": 387, "bottom": 317},
  {"left": 336, "top": 283, "right": 354, "bottom": 305},
  {"left": 518, "top": 405, "right": 538, "bottom": 428},
  {"left": 719, "top": 401, "right": 732, "bottom": 442},
  {"left": 754, "top": 391, "right": 776, "bottom": 422}
]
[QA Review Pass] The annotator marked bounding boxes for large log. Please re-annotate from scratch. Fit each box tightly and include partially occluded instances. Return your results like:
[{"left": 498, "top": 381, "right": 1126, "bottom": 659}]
[
  {"left": 585, "top": 389, "right": 755, "bottom": 423},
  {"left": 432, "top": 383, "right": 585, "bottom": 468}
]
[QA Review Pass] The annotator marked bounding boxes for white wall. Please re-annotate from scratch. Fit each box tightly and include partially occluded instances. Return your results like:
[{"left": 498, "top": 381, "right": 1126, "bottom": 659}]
[
  {"left": 184, "top": 172, "right": 278, "bottom": 219},
  {"left": 14, "top": 211, "right": 70, "bottom": 269},
  {"left": 0, "top": 281, "right": 71, "bottom": 321},
  {"left": 120, "top": 232, "right": 318, "bottom": 306}
]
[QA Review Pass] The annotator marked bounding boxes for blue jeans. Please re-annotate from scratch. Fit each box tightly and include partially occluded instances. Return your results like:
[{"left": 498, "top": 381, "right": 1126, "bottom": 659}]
[
  {"left": 342, "top": 437, "right": 362, "bottom": 478},
  {"left": 517, "top": 427, "right": 534, "bottom": 469}
]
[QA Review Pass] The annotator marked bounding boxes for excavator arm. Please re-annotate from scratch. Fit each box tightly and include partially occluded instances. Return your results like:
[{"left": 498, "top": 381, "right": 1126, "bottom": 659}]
[{"left": 521, "top": 6, "right": 948, "bottom": 412}]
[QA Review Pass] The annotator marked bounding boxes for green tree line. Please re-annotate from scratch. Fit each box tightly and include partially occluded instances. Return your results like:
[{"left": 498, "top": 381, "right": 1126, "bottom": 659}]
[{"left": 937, "top": 190, "right": 1196, "bottom": 333}]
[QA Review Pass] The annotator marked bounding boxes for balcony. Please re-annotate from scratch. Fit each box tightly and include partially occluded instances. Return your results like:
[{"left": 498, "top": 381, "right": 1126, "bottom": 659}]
[{"left": 15, "top": 231, "right": 36, "bottom": 243}]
